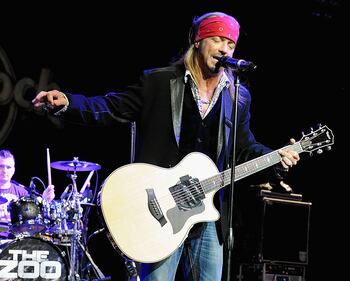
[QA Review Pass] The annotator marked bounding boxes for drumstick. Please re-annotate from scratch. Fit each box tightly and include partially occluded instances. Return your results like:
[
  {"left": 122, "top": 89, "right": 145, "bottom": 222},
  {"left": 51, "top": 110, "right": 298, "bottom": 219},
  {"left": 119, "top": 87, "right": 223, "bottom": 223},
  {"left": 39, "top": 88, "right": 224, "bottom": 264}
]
[
  {"left": 80, "top": 170, "right": 94, "bottom": 194},
  {"left": 46, "top": 148, "right": 52, "bottom": 187}
]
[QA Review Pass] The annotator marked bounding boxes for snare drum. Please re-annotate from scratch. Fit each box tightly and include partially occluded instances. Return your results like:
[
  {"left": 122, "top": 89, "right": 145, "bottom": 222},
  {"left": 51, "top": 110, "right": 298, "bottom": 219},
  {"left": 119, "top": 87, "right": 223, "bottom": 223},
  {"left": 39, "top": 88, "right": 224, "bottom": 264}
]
[
  {"left": 8, "top": 195, "right": 49, "bottom": 236},
  {"left": 0, "top": 237, "right": 68, "bottom": 280}
]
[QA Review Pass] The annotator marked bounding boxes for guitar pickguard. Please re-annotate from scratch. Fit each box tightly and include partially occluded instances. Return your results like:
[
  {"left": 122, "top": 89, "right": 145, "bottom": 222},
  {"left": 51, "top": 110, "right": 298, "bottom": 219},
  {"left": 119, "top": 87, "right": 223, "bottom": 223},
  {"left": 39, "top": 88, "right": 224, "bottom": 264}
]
[{"left": 166, "top": 202, "right": 205, "bottom": 234}]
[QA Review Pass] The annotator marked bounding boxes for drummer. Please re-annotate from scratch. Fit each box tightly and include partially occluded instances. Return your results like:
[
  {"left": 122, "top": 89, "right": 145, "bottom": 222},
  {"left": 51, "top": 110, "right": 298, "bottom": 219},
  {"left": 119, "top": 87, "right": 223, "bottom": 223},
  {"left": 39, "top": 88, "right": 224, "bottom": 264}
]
[{"left": 0, "top": 149, "right": 55, "bottom": 239}]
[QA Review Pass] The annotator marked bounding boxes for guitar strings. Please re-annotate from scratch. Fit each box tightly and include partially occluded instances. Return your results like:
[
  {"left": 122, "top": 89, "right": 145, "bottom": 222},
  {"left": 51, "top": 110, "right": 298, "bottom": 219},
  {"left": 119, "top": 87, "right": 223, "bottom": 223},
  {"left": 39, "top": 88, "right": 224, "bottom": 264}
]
[
  {"left": 166, "top": 147, "right": 290, "bottom": 203},
  {"left": 136, "top": 141, "right": 304, "bottom": 205}
]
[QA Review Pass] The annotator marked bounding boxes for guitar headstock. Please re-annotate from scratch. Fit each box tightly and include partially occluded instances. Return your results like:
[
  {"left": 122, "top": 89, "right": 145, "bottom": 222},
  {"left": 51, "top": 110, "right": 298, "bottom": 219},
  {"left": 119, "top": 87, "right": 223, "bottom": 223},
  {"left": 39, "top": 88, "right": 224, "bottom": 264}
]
[{"left": 300, "top": 124, "right": 334, "bottom": 155}]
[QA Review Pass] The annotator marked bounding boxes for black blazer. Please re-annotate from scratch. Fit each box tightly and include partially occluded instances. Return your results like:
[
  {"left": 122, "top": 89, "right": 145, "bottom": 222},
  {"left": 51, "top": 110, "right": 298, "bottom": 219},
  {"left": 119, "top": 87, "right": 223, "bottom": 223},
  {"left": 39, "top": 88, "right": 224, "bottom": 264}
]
[{"left": 63, "top": 64, "right": 272, "bottom": 242}]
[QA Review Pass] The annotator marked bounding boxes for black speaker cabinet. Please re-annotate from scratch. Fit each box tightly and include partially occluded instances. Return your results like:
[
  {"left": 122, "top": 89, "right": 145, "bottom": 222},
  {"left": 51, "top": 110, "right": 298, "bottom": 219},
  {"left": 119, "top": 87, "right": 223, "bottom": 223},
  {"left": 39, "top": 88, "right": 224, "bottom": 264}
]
[{"left": 233, "top": 191, "right": 312, "bottom": 265}]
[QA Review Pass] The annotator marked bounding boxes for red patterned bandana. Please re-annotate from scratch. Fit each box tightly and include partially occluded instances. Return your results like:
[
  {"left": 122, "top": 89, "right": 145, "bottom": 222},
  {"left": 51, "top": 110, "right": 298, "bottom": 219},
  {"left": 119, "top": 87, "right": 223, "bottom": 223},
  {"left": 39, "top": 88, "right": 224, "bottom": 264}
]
[{"left": 195, "top": 15, "right": 240, "bottom": 43}]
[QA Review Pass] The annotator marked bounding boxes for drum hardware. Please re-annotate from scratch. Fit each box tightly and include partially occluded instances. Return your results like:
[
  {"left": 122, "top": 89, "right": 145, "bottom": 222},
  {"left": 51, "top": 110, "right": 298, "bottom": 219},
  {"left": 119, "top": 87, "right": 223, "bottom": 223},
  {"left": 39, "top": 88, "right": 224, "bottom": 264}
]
[
  {"left": 65, "top": 160, "right": 85, "bottom": 281},
  {"left": 81, "top": 202, "right": 96, "bottom": 207},
  {"left": 49, "top": 157, "right": 105, "bottom": 281},
  {"left": 77, "top": 239, "right": 108, "bottom": 280}
]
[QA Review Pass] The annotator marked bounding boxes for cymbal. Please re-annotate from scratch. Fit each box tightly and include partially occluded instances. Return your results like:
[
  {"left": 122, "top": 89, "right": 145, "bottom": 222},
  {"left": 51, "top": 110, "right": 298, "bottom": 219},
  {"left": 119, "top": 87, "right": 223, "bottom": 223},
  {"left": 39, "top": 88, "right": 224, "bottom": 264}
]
[
  {"left": 51, "top": 160, "right": 101, "bottom": 172},
  {"left": 0, "top": 196, "right": 8, "bottom": 204}
]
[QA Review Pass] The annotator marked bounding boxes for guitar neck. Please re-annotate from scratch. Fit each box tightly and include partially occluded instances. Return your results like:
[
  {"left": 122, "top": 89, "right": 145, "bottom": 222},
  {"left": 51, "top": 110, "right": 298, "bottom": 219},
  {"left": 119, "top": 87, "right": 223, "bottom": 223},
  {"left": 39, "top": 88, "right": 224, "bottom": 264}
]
[{"left": 201, "top": 142, "right": 303, "bottom": 193}]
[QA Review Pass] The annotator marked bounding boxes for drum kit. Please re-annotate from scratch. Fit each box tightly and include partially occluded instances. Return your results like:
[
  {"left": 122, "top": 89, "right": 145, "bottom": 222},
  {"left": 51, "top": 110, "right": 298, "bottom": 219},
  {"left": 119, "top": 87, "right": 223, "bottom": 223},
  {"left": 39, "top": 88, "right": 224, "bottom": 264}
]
[{"left": 0, "top": 157, "right": 108, "bottom": 281}]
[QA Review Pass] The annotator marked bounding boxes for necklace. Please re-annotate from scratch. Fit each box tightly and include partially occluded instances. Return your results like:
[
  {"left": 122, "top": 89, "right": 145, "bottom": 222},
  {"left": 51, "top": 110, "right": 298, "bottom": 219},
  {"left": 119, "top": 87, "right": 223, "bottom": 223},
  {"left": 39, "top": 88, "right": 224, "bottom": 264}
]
[{"left": 199, "top": 98, "right": 211, "bottom": 105}]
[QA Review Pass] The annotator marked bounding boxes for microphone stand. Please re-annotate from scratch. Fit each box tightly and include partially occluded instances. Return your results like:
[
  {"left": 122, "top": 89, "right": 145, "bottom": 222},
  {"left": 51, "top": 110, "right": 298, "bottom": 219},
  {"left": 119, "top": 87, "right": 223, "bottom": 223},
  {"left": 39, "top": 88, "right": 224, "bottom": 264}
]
[
  {"left": 124, "top": 121, "right": 140, "bottom": 281},
  {"left": 224, "top": 71, "right": 240, "bottom": 281}
]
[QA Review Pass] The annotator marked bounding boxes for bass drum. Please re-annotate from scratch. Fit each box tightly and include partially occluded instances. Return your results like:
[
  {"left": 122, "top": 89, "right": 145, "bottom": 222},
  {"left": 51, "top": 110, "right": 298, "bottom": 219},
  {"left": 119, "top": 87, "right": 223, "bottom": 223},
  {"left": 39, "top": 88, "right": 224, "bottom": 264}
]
[{"left": 0, "top": 237, "right": 68, "bottom": 280}]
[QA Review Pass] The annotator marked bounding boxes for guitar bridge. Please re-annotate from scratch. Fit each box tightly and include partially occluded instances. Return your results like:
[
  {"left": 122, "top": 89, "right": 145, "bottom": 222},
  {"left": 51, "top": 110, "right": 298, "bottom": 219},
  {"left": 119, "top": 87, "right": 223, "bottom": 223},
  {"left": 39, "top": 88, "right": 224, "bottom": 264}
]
[{"left": 146, "top": 188, "right": 167, "bottom": 226}]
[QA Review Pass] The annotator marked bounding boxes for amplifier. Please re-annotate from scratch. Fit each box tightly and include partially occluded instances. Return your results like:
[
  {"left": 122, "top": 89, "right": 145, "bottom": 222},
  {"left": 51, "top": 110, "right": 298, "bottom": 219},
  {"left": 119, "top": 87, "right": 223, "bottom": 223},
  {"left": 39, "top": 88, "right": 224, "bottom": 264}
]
[{"left": 234, "top": 191, "right": 312, "bottom": 265}]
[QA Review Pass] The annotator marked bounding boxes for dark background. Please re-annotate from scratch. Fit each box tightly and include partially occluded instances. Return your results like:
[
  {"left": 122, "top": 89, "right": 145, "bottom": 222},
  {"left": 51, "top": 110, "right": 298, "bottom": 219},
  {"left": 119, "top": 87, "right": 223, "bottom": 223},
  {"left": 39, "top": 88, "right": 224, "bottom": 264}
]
[{"left": 1, "top": 1, "right": 346, "bottom": 280}]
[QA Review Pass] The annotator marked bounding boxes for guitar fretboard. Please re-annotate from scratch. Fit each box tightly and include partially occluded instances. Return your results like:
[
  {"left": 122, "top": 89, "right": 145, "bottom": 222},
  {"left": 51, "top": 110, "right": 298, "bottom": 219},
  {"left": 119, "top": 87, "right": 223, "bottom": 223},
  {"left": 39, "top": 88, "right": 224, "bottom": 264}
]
[{"left": 201, "top": 142, "right": 303, "bottom": 193}]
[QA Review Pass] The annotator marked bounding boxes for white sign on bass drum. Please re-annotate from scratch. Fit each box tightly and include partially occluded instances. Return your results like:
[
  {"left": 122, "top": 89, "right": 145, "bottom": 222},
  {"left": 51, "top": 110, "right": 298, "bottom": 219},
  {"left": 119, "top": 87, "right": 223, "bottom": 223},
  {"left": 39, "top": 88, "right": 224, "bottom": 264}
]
[{"left": 0, "top": 237, "right": 68, "bottom": 280}]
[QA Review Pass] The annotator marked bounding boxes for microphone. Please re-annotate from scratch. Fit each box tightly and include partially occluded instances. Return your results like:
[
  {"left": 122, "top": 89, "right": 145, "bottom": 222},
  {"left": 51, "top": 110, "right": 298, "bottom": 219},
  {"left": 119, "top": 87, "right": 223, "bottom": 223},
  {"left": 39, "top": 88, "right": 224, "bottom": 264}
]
[
  {"left": 29, "top": 178, "right": 37, "bottom": 195},
  {"left": 216, "top": 56, "right": 257, "bottom": 71}
]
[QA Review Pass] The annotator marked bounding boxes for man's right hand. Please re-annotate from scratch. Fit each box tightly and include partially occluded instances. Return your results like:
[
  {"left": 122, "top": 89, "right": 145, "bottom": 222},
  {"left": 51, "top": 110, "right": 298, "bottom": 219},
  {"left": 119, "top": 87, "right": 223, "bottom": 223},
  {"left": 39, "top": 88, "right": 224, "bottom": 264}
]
[
  {"left": 32, "top": 90, "right": 68, "bottom": 109},
  {"left": 42, "top": 184, "right": 55, "bottom": 203}
]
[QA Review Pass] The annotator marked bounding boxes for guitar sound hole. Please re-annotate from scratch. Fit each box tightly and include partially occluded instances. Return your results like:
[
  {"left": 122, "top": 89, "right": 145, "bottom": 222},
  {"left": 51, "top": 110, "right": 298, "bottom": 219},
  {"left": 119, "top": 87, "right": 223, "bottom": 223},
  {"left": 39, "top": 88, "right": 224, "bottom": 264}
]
[{"left": 170, "top": 175, "right": 205, "bottom": 211}]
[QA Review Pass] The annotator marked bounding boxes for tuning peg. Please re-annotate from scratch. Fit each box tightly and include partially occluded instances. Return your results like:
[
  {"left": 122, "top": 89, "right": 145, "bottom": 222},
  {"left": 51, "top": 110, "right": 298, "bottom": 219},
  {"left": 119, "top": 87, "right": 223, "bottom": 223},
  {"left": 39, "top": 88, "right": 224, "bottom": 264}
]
[
  {"left": 316, "top": 149, "right": 323, "bottom": 154},
  {"left": 309, "top": 152, "right": 313, "bottom": 157},
  {"left": 317, "top": 123, "right": 323, "bottom": 129},
  {"left": 326, "top": 146, "right": 332, "bottom": 151},
  {"left": 309, "top": 127, "right": 314, "bottom": 133}
]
